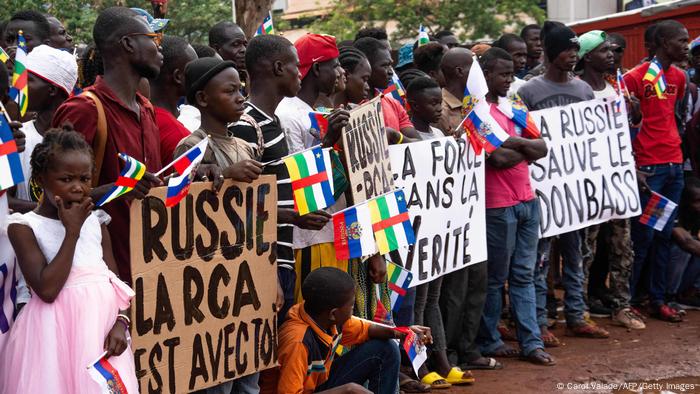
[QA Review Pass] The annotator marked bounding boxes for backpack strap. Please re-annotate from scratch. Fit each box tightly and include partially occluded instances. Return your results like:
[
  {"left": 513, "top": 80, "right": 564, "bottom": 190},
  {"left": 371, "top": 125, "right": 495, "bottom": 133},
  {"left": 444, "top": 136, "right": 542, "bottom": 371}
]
[
  {"left": 238, "top": 113, "right": 265, "bottom": 160},
  {"left": 82, "top": 91, "right": 108, "bottom": 187}
]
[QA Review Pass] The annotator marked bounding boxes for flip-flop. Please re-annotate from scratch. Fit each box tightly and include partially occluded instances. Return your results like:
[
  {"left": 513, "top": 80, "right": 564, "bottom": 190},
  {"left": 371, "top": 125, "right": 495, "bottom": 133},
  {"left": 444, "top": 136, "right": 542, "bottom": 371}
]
[
  {"left": 460, "top": 357, "right": 503, "bottom": 370},
  {"left": 399, "top": 377, "right": 431, "bottom": 393},
  {"left": 421, "top": 372, "right": 452, "bottom": 389},
  {"left": 483, "top": 344, "right": 520, "bottom": 358},
  {"left": 444, "top": 367, "right": 475, "bottom": 385},
  {"left": 521, "top": 348, "right": 556, "bottom": 366}
]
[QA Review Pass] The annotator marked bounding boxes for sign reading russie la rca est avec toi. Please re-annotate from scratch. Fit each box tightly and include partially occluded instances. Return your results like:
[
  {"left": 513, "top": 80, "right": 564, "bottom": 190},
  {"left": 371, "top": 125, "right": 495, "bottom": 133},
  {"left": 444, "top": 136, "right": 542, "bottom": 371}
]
[{"left": 130, "top": 177, "right": 278, "bottom": 393}]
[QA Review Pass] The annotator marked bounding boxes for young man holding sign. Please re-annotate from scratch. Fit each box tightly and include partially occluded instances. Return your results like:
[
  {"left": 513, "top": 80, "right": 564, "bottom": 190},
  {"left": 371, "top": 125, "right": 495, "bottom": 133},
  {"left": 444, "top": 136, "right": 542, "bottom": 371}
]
[{"left": 475, "top": 48, "right": 553, "bottom": 366}]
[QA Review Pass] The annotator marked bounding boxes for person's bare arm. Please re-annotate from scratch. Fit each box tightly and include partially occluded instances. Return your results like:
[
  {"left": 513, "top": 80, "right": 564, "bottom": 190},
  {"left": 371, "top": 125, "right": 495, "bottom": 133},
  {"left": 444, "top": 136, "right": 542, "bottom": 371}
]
[{"left": 672, "top": 227, "right": 700, "bottom": 256}]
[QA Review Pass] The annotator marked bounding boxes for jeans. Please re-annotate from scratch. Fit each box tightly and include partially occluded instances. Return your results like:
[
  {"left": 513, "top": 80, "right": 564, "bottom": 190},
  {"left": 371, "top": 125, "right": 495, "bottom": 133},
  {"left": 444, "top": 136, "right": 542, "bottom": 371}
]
[
  {"left": 477, "top": 200, "right": 543, "bottom": 356},
  {"left": 536, "top": 231, "right": 587, "bottom": 325},
  {"left": 668, "top": 242, "right": 700, "bottom": 296},
  {"left": 316, "top": 339, "right": 400, "bottom": 394},
  {"left": 414, "top": 276, "right": 446, "bottom": 352},
  {"left": 278, "top": 267, "right": 297, "bottom": 326},
  {"left": 439, "top": 261, "right": 488, "bottom": 364},
  {"left": 631, "top": 164, "right": 684, "bottom": 305},
  {"left": 202, "top": 373, "right": 259, "bottom": 394}
]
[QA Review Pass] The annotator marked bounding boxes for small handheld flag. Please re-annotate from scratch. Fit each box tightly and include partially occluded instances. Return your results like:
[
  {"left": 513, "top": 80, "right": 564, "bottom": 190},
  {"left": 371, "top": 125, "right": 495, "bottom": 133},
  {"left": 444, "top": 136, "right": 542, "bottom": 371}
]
[
  {"left": 386, "top": 261, "right": 412, "bottom": 313},
  {"left": 383, "top": 71, "right": 408, "bottom": 108},
  {"left": 367, "top": 189, "right": 415, "bottom": 255},
  {"left": 333, "top": 203, "right": 377, "bottom": 259},
  {"left": 459, "top": 101, "right": 510, "bottom": 155},
  {"left": 0, "top": 110, "right": 24, "bottom": 191},
  {"left": 373, "top": 284, "right": 392, "bottom": 324},
  {"left": 96, "top": 154, "right": 146, "bottom": 206},
  {"left": 614, "top": 68, "right": 630, "bottom": 113},
  {"left": 395, "top": 327, "right": 428, "bottom": 375},
  {"left": 283, "top": 146, "right": 335, "bottom": 215},
  {"left": 255, "top": 12, "right": 274, "bottom": 36},
  {"left": 639, "top": 191, "right": 677, "bottom": 231},
  {"left": 643, "top": 57, "right": 667, "bottom": 99},
  {"left": 0, "top": 47, "right": 9, "bottom": 64},
  {"left": 462, "top": 59, "right": 489, "bottom": 116},
  {"left": 163, "top": 138, "right": 208, "bottom": 207},
  {"left": 417, "top": 25, "right": 430, "bottom": 47},
  {"left": 9, "top": 30, "right": 29, "bottom": 116},
  {"left": 86, "top": 353, "right": 128, "bottom": 394},
  {"left": 496, "top": 96, "right": 540, "bottom": 139},
  {"left": 309, "top": 111, "right": 330, "bottom": 139}
]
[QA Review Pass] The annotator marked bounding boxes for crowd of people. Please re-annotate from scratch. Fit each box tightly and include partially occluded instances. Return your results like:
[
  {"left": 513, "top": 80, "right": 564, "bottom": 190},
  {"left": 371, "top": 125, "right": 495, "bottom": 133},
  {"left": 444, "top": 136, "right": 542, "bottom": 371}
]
[{"left": 0, "top": 5, "right": 699, "bottom": 394}]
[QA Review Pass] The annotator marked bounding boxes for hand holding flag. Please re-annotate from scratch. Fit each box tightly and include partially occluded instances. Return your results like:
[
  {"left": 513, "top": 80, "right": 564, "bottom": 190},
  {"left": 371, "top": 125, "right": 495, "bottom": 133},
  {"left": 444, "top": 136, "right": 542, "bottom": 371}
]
[{"left": 161, "top": 138, "right": 209, "bottom": 207}]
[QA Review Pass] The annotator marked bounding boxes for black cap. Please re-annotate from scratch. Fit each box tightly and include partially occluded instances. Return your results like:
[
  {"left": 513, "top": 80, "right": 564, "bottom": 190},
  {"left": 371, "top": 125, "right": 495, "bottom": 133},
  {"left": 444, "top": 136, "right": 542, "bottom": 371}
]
[
  {"left": 543, "top": 22, "right": 580, "bottom": 62},
  {"left": 185, "top": 57, "right": 236, "bottom": 104}
]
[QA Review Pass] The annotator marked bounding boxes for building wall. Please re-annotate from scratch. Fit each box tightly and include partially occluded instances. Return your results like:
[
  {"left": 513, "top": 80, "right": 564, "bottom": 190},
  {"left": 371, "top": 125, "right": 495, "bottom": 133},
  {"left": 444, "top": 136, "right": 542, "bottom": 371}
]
[{"left": 548, "top": 0, "right": 618, "bottom": 23}]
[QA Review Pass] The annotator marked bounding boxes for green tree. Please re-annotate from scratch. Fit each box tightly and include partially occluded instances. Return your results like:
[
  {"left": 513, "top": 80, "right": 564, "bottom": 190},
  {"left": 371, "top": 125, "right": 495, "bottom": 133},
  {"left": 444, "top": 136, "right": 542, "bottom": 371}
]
[
  {"left": 1, "top": 0, "right": 270, "bottom": 44},
  {"left": 307, "top": 0, "right": 545, "bottom": 43}
]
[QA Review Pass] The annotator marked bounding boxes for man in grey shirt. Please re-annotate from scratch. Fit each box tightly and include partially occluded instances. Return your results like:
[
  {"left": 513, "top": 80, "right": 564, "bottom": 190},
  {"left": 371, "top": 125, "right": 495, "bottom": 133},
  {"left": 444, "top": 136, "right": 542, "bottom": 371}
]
[{"left": 518, "top": 22, "right": 610, "bottom": 348}]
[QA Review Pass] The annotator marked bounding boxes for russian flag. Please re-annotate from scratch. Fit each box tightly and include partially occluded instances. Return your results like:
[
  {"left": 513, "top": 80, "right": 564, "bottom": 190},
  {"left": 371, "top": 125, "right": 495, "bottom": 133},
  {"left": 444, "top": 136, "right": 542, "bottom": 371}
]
[
  {"left": 497, "top": 96, "right": 540, "bottom": 139},
  {"left": 396, "top": 327, "right": 428, "bottom": 375},
  {"left": 87, "top": 354, "right": 128, "bottom": 394},
  {"left": 165, "top": 170, "right": 193, "bottom": 208},
  {"left": 459, "top": 101, "right": 509, "bottom": 155},
  {"left": 639, "top": 191, "right": 678, "bottom": 231},
  {"left": 172, "top": 138, "right": 207, "bottom": 175},
  {"left": 332, "top": 203, "right": 376, "bottom": 260}
]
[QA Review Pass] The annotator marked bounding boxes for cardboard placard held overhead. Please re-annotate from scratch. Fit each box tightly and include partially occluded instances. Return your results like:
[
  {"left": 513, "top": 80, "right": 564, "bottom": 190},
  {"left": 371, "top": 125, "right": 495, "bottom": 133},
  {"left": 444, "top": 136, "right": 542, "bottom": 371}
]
[
  {"left": 341, "top": 96, "right": 395, "bottom": 204},
  {"left": 129, "top": 177, "right": 278, "bottom": 393}
]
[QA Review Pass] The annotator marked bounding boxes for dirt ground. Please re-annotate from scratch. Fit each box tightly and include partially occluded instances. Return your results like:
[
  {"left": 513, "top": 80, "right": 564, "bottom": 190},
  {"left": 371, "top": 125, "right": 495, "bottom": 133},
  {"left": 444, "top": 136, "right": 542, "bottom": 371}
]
[{"left": 444, "top": 311, "right": 700, "bottom": 394}]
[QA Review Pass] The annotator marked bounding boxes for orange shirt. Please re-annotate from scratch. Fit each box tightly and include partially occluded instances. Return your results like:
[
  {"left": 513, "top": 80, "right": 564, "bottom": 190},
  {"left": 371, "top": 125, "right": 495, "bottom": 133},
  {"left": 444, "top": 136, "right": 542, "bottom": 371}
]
[{"left": 277, "top": 303, "right": 370, "bottom": 394}]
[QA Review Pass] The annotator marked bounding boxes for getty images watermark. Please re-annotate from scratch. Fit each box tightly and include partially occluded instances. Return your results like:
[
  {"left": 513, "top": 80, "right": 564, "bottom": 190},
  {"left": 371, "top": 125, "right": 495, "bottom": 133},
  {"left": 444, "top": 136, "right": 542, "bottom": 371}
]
[{"left": 554, "top": 381, "right": 697, "bottom": 391}]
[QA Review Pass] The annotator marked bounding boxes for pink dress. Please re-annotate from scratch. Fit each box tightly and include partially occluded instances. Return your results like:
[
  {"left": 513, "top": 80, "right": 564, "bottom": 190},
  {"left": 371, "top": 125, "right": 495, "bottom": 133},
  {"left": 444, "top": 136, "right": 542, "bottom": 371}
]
[{"left": 1, "top": 210, "right": 138, "bottom": 393}]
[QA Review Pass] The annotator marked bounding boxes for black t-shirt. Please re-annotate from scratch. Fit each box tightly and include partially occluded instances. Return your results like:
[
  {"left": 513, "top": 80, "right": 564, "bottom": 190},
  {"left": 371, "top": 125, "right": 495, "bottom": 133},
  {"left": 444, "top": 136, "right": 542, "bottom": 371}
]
[{"left": 229, "top": 102, "right": 295, "bottom": 270}]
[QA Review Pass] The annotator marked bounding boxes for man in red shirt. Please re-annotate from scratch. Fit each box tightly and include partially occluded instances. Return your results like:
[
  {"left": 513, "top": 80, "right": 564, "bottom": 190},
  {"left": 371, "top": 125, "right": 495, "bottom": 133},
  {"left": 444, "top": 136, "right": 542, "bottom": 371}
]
[
  {"left": 149, "top": 35, "right": 198, "bottom": 165},
  {"left": 623, "top": 20, "right": 689, "bottom": 322},
  {"left": 52, "top": 7, "right": 163, "bottom": 282}
]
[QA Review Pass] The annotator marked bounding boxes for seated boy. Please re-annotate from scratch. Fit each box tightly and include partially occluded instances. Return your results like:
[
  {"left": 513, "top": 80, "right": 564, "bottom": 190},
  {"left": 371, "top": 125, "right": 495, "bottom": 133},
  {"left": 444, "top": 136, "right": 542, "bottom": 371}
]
[{"left": 278, "top": 267, "right": 431, "bottom": 394}]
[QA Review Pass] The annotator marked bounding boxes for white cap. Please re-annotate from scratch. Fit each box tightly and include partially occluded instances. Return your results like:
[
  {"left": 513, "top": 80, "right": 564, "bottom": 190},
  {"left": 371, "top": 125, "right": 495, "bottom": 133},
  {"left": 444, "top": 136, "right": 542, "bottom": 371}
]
[{"left": 25, "top": 45, "right": 78, "bottom": 96}]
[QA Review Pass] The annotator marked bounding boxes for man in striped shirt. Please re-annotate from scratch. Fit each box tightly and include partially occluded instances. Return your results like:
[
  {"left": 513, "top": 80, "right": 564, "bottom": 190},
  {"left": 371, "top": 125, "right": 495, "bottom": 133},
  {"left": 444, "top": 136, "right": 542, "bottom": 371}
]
[{"left": 229, "top": 34, "right": 330, "bottom": 323}]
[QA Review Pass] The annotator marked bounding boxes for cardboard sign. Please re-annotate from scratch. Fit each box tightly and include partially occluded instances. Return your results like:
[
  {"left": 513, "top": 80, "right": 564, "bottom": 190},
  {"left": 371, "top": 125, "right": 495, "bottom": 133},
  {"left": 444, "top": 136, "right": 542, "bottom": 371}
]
[
  {"left": 130, "top": 177, "right": 278, "bottom": 393},
  {"left": 342, "top": 96, "right": 395, "bottom": 204},
  {"left": 529, "top": 97, "right": 641, "bottom": 238},
  {"left": 389, "top": 137, "right": 487, "bottom": 286}
]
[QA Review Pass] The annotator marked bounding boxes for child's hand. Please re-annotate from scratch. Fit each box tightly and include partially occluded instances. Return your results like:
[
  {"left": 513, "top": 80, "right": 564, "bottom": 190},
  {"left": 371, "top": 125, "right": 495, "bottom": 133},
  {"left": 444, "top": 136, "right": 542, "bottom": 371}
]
[
  {"left": 56, "top": 196, "right": 93, "bottom": 238},
  {"left": 408, "top": 325, "right": 433, "bottom": 346},
  {"left": 104, "top": 321, "right": 129, "bottom": 358}
]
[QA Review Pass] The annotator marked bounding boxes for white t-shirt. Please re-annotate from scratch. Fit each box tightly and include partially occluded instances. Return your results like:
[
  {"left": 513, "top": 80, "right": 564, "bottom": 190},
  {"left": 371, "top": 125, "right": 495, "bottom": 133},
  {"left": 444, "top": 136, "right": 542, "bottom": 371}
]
[
  {"left": 16, "top": 121, "right": 43, "bottom": 202},
  {"left": 275, "top": 96, "right": 346, "bottom": 249},
  {"left": 417, "top": 126, "right": 445, "bottom": 141},
  {"left": 593, "top": 82, "right": 617, "bottom": 99}
]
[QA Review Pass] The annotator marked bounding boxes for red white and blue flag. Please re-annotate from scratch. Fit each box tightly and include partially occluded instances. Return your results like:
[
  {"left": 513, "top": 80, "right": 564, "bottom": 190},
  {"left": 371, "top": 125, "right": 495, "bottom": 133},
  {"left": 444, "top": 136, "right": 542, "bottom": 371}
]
[
  {"left": 0, "top": 111, "right": 24, "bottom": 191},
  {"left": 458, "top": 101, "right": 510, "bottom": 155},
  {"left": 333, "top": 202, "right": 377, "bottom": 259},
  {"left": 497, "top": 96, "right": 540, "bottom": 139},
  {"left": 383, "top": 71, "right": 407, "bottom": 108},
  {"left": 395, "top": 327, "right": 428, "bottom": 375},
  {"left": 164, "top": 138, "right": 208, "bottom": 207},
  {"left": 309, "top": 111, "right": 330, "bottom": 139},
  {"left": 614, "top": 68, "right": 629, "bottom": 113},
  {"left": 87, "top": 354, "right": 128, "bottom": 394},
  {"left": 639, "top": 191, "right": 677, "bottom": 231}
]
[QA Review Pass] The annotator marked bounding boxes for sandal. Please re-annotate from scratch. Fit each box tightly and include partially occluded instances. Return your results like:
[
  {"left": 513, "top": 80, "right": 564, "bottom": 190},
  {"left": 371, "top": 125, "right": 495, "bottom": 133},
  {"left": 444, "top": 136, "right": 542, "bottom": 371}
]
[
  {"left": 420, "top": 372, "right": 452, "bottom": 389},
  {"left": 444, "top": 367, "right": 475, "bottom": 385},
  {"left": 540, "top": 327, "right": 561, "bottom": 347},
  {"left": 521, "top": 348, "right": 556, "bottom": 366},
  {"left": 565, "top": 321, "right": 609, "bottom": 338},
  {"left": 497, "top": 323, "right": 518, "bottom": 342},
  {"left": 483, "top": 344, "right": 520, "bottom": 358},
  {"left": 460, "top": 357, "right": 503, "bottom": 370},
  {"left": 399, "top": 376, "right": 431, "bottom": 393}
]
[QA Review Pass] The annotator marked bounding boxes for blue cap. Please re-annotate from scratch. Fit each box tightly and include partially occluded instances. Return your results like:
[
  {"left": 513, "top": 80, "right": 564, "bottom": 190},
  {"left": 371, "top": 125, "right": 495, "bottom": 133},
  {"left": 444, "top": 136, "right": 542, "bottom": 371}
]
[
  {"left": 131, "top": 7, "right": 170, "bottom": 32},
  {"left": 397, "top": 43, "right": 414, "bottom": 68}
]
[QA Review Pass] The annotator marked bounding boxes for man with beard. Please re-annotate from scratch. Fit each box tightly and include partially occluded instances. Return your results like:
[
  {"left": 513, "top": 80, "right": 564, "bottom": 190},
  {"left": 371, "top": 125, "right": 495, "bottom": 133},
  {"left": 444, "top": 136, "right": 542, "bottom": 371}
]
[{"left": 52, "top": 6, "right": 163, "bottom": 282}]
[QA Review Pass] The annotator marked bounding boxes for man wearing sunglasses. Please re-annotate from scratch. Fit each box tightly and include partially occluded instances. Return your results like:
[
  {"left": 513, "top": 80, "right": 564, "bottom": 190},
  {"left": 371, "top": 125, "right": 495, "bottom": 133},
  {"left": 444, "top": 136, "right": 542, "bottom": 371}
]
[{"left": 52, "top": 6, "right": 164, "bottom": 283}]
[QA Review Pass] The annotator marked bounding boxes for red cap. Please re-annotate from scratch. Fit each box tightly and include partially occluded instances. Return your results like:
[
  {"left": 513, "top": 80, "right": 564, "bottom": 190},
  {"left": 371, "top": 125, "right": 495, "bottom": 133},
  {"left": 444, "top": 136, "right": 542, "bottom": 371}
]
[{"left": 294, "top": 34, "right": 339, "bottom": 80}]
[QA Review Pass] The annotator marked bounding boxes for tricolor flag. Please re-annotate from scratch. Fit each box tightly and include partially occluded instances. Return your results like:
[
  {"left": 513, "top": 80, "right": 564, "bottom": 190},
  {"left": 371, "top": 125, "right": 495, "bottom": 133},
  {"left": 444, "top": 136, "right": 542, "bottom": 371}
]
[
  {"left": 643, "top": 57, "right": 667, "bottom": 99},
  {"left": 0, "top": 47, "right": 8, "bottom": 64},
  {"left": 373, "top": 284, "right": 391, "bottom": 324},
  {"left": 382, "top": 71, "right": 407, "bottom": 108},
  {"left": 614, "top": 68, "right": 628, "bottom": 113},
  {"left": 462, "top": 59, "right": 489, "bottom": 116},
  {"left": 255, "top": 12, "right": 274, "bottom": 36},
  {"left": 396, "top": 327, "right": 428, "bottom": 375},
  {"left": 386, "top": 261, "right": 412, "bottom": 312},
  {"left": 309, "top": 111, "right": 330, "bottom": 139},
  {"left": 333, "top": 203, "right": 377, "bottom": 259},
  {"left": 367, "top": 189, "right": 415, "bottom": 255},
  {"left": 496, "top": 96, "right": 540, "bottom": 139},
  {"left": 639, "top": 191, "right": 678, "bottom": 231},
  {"left": 96, "top": 154, "right": 145, "bottom": 206},
  {"left": 164, "top": 138, "right": 208, "bottom": 207},
  {"left": 10, "top": 31, "right": 29, "bottom": 116},
  {"left": 458, "top": 100, "right": 510, "bottom": 155},
  {"left": 0, "top": 112, "right": 24, "bottom": 191},
  {"left": 417, "top": 25, "right": 429, "bottom": 47},
  {"left": 284, "top": 146, "right": 335, "bottom": 215},
  {"left": 87, "top": 354, "right": 128, "bottom": 394}
]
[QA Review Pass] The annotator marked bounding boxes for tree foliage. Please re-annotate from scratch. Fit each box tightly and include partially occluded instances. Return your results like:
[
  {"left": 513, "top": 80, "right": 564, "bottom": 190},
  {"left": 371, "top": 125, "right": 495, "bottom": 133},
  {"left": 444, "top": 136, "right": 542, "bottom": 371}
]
[
  {"left": 308, "top": 0, "right": 545, "bottom": 43},
  {"left": 1, "top": 0, "right": 269, "bottom": 44}
]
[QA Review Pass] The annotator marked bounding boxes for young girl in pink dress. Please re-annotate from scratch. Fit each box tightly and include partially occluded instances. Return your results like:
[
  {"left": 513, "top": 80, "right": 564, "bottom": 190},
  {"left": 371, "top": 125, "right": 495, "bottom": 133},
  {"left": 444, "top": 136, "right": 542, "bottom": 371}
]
[{"left": 1, "top": 128, "right": 138, "bottom": 393}]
